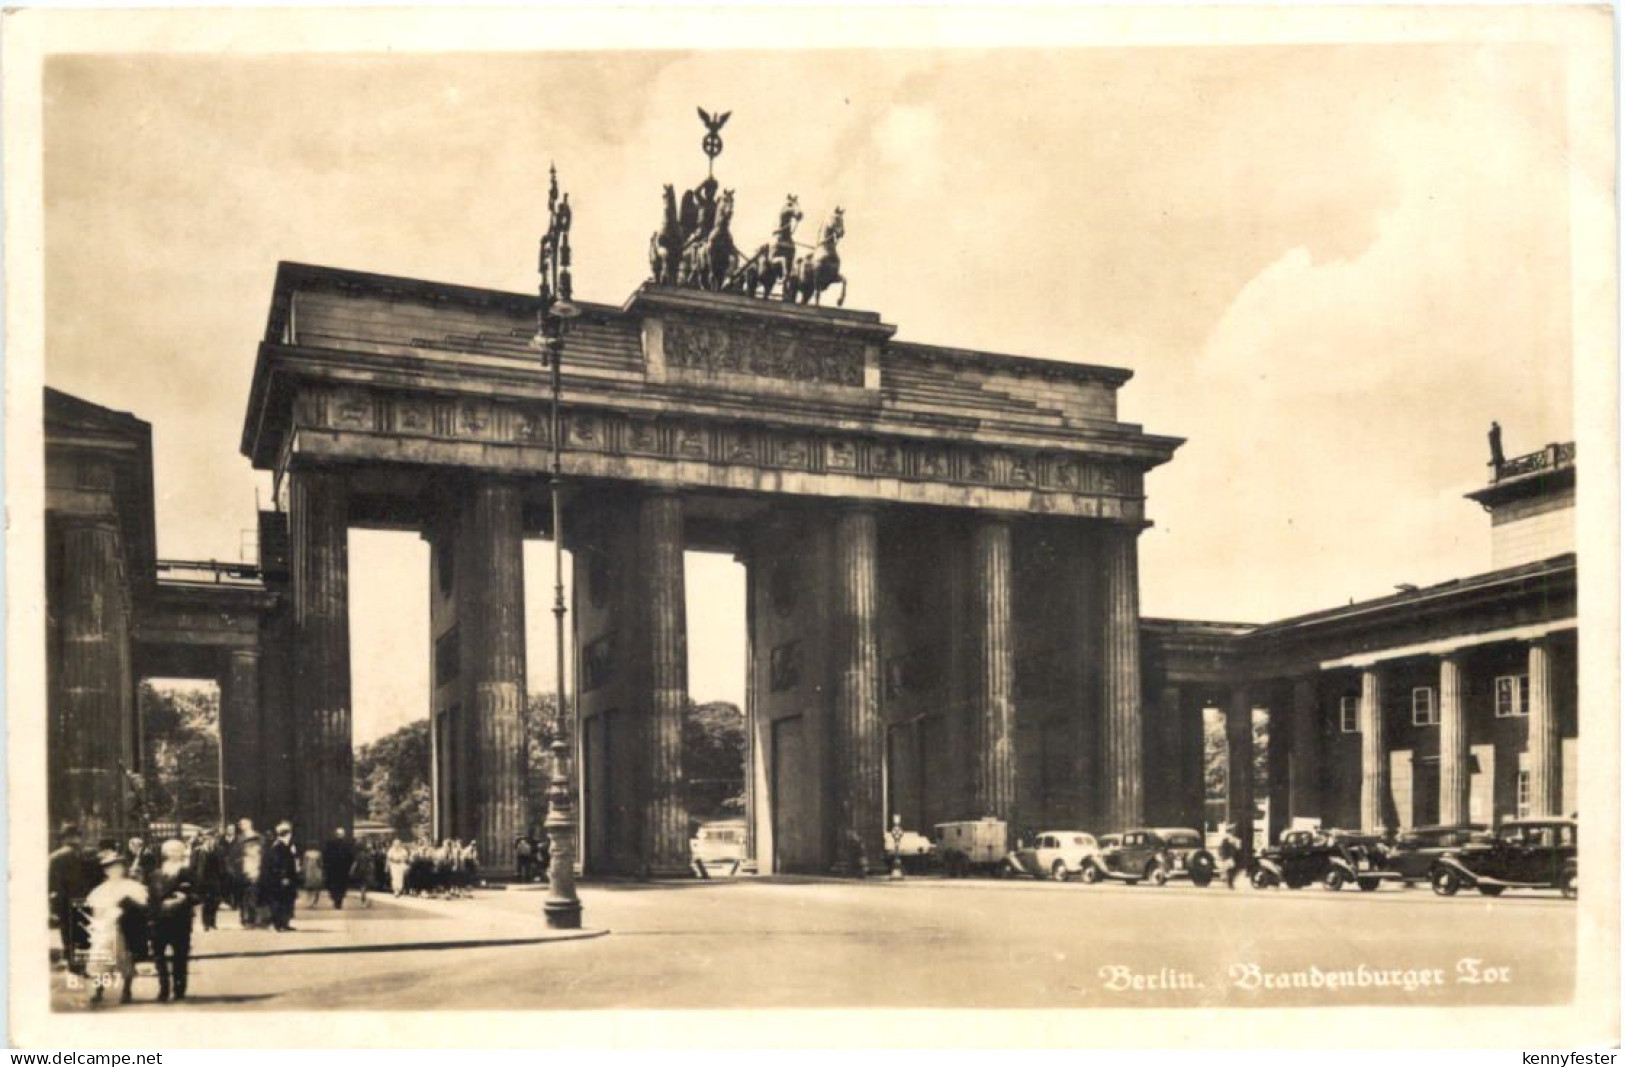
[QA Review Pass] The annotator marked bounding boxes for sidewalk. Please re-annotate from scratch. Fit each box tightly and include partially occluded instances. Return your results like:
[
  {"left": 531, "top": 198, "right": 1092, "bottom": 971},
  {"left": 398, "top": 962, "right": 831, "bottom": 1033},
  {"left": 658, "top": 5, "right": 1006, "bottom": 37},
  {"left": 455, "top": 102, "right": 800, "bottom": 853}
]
[{"left": 50, "top": 891, "right": 605, "bottom": 1011}]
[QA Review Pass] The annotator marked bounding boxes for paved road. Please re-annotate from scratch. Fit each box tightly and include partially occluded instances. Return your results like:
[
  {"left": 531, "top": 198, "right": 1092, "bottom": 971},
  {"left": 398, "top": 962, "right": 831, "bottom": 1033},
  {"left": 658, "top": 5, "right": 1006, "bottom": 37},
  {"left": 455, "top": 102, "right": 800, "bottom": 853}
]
[{"left": 56, "top": 877, "right": 1575, "bottom": 1012}]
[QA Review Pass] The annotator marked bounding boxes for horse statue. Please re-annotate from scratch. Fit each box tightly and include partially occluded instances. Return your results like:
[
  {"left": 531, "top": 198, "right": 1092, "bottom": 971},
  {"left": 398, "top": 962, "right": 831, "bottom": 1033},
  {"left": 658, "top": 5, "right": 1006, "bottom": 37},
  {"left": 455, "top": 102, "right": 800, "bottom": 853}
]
[
  {"left": 649, "top": 183, "right": 684, "bottom": 285},
  {"left": 683, "top": 189, "right": 737, "bottom": 290},
  {"left": 787, "top": 206, "right": 846, "bottom": 306},
  {"left": 743, "top": 194, "right": 801, "bottom": 299}
]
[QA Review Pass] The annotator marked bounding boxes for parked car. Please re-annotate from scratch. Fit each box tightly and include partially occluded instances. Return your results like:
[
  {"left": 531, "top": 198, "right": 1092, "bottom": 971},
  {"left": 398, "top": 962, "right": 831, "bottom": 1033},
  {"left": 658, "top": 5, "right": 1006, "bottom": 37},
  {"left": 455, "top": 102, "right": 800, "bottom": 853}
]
[
  {"left": 1083, "top": 827, "right": 1216, "bottom": 887},
  {"left": 689, "top": 819, "right": 748, "bottom": 876},
  {"left": 1251, "top": 829, "right": 1402, "bottom": 892},
  {"left": 1430, "top": 817, "right": 1577, "bottom": 898},
  {"left": 883, "top": 828, "right": 934, "bottom": 874},
  {"left": 1386, "top": 824, "right": 1490, "bottom": 884},
  {"left": 936, "top": 818, "right": 1010, "bottom": 877},
  {"left": 1007, "top": 831, "right": 1102, "bottom": 881}
]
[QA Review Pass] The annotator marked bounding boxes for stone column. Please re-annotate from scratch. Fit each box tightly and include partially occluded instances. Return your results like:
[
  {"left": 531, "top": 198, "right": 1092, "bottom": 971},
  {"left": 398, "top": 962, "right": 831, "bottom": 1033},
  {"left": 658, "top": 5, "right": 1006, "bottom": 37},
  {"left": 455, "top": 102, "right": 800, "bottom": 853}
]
[
  {"left": 1287, "top": 675, "right": 1320, "bottom": 823},
  {"left": 1225, "top": 687, "right": 1255, "bottom": 852},
  {"left": 467, "top": 481, "right": 528, "bottom": 875},
  {"left": 1527, "top": 638, "right": 1559, "bottom": 817},
  {"left": 970, "top": 516, "right": 1016, "bottom": 824},
  {"left": 1358, "top": 668, "right": 1387, "bottom": 832},
  {"left": 56, "top": 517, "right": 130, "bottom": 840},
  {"left": 1071, "top": 532, "right": 1102, "bottom": 829},
  {"left": 220, "top": 648, "right": 263, "bottom": 827},
  {"left": 1099, "top": 526, "right": 1144, "bottom": 829},
  {"left": 640, "top": 490, "right": 689, "bottom": 876},
  {"left": 1437, "top": 654, "right": 1469, "bottom": 826},
  {"left": 290, "top": 468, "right": 353, "bottom": 843},
  {"left": 833, "top": 507, "right": 883, "bottom": 874}
]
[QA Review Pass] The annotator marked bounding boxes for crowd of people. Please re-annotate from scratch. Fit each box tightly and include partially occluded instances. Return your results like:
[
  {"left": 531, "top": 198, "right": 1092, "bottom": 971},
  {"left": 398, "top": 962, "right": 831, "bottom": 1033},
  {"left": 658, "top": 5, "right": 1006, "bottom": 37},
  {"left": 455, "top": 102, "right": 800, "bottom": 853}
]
[
  {"left": 382, "top": 838, "right": 481, "bottom": 898},
  {"left": 47, "top": 818, "right": 450, "bottom": 1008}
]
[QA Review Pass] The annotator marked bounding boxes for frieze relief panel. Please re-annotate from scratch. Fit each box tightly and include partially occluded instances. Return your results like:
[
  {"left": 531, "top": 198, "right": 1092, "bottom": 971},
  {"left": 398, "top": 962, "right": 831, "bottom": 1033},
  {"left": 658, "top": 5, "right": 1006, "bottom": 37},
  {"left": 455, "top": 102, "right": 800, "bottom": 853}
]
[
  {"left": 299, "top": 383, "right": 1150, "bottom": 515},
  {"left": 663, "top": 313, "right": 865, "bottom": 388}
]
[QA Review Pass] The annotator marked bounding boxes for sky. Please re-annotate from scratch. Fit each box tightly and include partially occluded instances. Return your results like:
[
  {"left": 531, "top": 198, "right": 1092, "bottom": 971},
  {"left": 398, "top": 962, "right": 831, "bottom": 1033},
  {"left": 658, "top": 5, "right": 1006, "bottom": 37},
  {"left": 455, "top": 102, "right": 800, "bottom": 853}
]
[{"left": 42, "top": 44, "right": 1581, "bottom": 743}]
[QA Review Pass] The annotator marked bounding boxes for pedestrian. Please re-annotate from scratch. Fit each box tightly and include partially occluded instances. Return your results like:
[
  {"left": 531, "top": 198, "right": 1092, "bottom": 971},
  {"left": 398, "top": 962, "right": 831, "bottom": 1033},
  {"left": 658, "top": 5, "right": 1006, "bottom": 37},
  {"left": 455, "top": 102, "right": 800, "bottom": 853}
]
[
  {"left": 146, "top": 839, "right": 197, "bottom": 1003},
  {"left": 218, "top": 822, "right": 240, "bottom": 912},
  {"left": 1218, "top": 823, "right": 1242, "bottom": 890},
  {"left": 515, "top": 836, "right": 533, "bottom": 885},
  {"left": 352, "top": 839, "right": 375, "bottom": 908},
  {"left": 84, "top": 851, "right": 148, "bottom": 1005},
  {"left": 386, "top": 838, "right": 410, "bottom": 897},
  {"left": 189, "top": 829, "right": 229, "bottom": 931},
  {"left": 322, "top": 827, "right": 355, "bottom": 910},
  {"left": 235, "top": 823, "right": 264, "bottom": 928},
  {"left": 125, "top": 836, "right": 158, "bottom": 881},
  {"left": 263, "top": 821, "right": 299, "bottom": 931},
  {"left": 302, "top": 840, "right": 325, "bottom": 909},
  {"left": 50, "top": 823, "right": 101, "bottom": 974},
  {"left": 462, "top": 840, "right": 480, "bottom": 892}
]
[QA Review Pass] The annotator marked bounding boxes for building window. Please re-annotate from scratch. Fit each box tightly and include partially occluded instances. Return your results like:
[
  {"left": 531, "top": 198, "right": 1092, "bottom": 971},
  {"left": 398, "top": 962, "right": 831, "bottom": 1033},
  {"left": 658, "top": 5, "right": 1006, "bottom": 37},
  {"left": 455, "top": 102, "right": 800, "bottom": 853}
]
[
  {"left": 1339, "top": 694, "right": 1359, "bottom": 734},
  {"left": 1516, "top": 769, "right": 1532, "bottom": 818},
  {"left": 1411, "top": 686, "right": 1438, "bottom": 726},
  {"left": 1495, "top": 674, "right": 1530, "bottom": 718}
]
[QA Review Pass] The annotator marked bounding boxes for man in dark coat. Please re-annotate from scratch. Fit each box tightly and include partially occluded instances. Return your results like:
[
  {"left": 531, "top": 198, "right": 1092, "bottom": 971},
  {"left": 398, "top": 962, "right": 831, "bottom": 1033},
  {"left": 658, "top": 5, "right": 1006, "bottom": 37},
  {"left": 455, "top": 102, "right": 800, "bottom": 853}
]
[
  {"left": 321, "top": 827, "right": 356, "bottom": 909},
  {"left": 262, "top": 821, "right": 299, "bottom": 931},
  {"left": 146, "top": 840, "right": 198, "bottom": 1002},
  {"left": 48, "top": 823, "right": 99, "bottom": 973},
  {"left": 189, "top": 829, "right": 230, "bottom": 931}
]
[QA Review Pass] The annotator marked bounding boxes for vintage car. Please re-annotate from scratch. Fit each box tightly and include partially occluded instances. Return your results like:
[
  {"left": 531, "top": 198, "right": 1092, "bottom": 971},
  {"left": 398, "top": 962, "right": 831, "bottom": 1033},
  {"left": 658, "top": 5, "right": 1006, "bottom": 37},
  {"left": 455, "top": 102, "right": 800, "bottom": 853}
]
[
  {"left": 1386, "top": 824, "right": 1490, "bottom": 884},
  {"left": 883, "top": 827, "right": 935, "bottom": 873},
  {"left": 1006, "top": 831, "right": 1102, "bottom": 881},
  {"left": 1083, "top": 827, "right": 1215, "bottom": 887},
  {"left": 689, "top": 819, "right": 748, "bottom": 876},
  {"left": 1250, "top": 829, "right": 1402, "bottom": 892},
  {"left": 1430, "top": 817, "right": 1577, "bottom": 898}
]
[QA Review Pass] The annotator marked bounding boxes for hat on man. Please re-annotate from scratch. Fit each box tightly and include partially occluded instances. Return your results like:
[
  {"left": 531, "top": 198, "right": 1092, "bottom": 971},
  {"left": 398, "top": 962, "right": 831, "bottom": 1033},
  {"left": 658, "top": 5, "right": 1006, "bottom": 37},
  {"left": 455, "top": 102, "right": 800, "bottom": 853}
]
[
  {"left": 97, "top": 849, "right": 125, "bottom": 869},
  {"left": 276, "top": 821, "right": 293, "bottom": 834}
]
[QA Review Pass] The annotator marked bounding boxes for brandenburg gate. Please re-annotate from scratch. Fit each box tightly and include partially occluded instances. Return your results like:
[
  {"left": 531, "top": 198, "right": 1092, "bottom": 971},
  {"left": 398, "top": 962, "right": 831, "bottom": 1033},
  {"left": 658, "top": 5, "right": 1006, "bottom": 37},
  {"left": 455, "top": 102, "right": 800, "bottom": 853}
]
[{"left": 238, "top": 161, "right": 1183, "bottom": 877}]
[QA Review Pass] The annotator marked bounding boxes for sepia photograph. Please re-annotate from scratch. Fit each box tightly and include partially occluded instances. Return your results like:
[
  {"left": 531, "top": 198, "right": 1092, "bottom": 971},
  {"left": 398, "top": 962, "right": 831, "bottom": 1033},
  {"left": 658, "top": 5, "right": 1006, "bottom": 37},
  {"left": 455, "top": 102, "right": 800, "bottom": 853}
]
[{"left": 4, "top": 4, "right": 1618, "bottom": 1050}]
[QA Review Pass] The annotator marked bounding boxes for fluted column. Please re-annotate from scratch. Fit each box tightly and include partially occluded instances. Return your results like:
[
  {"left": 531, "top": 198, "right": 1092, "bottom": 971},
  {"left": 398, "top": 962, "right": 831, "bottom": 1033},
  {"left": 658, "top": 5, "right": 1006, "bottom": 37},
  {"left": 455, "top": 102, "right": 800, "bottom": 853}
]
[
  {"left": 1437, "top": 654, "right": 1469, "bottom": 826},
  {"left": 640, "top": 490, "right": 689, "bottom": 876},
  {"left": 1358, "top": 668, "right": 1387, "bottom": 832},
  {"left": 1099, "top": 526, "right": 1144, "bottom": 829},
  {"left": 467, "top": 481, "right": 528, "bottom": 875},
  {"left": 220, "top": 648, "right": 263, "bottom": 827},
  {"left": 55, "top": 517, "right": 130, "bottom": 840},
  {"left": 1071, "top": 533, "right": 1102, "bottom": 828},
  {"left": 1288, "top": 675, "right": 1320, "bottom": 822},
  {"left": 1225, "top": 687, "right": 1254, "bottom": 852},
  {"left": 290, "top": 468, "right": 352, "bottom": 843},
  {"left": 833, "top": 507, "right": 883, "bottom": 874},
  {"left": 970, "top": 516, "right": 1016, "bottom": 823},
  {"left": 1527, "top": 639, "right": 1559, "bottom": 817}
]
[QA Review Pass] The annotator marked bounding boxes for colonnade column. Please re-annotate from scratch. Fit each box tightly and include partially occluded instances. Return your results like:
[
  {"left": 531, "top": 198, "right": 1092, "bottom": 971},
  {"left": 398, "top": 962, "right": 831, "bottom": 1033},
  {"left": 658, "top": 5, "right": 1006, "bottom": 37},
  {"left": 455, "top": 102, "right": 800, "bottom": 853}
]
[
  {"left": 970, "top": 516, "right": 1016, "bottom": 824},
  {"left": 832, "top": 507, "right": 883, "bottom": 874},
  {"left": 220, "top": 648, "right": 264, "bottom": 828},
  {"left": 1526, "top": 638, "right": 1559, "bottom": 817},
  {"left": 1287, "top": 675, "right": 1320, "bottom": 823},
  {"left": 1437, "top": 654, "right": 1469, "bottom": 826},
  {"left": 1099, "top": 526, "right": 1144, "bottom": 830},
  {"left": 56, "top": 517, "right": 131, "bottom": 840},
  {"left": 467, "top": 481, "right": 528, "bottom": 875},
  {"left": 1225, "top": 687, "right": 1254, "bottom": 852},
  {"left": 290, "top": 468, "right": 353, "bottom": 842},
  {"left": 640, "top": 489, "right": 689, "bottom": 876},
  {"left": 1358, "top": 668, "right": 1387, "bottom": 832}
]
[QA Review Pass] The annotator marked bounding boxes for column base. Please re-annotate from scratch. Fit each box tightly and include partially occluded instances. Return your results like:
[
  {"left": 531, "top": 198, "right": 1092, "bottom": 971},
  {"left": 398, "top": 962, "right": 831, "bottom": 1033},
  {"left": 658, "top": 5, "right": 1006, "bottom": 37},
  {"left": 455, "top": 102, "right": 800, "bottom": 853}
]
[{"left": 543, "top": 899, "right": 583, "bottom": 930}]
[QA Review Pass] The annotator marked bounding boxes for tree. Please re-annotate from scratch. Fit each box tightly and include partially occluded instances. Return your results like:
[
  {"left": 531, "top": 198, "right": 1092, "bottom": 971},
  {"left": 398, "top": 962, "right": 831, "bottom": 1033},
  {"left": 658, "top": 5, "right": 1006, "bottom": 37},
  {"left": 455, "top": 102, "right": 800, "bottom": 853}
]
[
  {"left": 352, "top": 719, "right": 432, "bottom": 841},
  {"left": 137, "top": 681, "right": 224, "bottom": 829},
  {"left": 1203, "top": 708, "right": 1271, "bottom": 801},
  {"left": 683, "top": 700, "right": 745, "bottom": 819}
]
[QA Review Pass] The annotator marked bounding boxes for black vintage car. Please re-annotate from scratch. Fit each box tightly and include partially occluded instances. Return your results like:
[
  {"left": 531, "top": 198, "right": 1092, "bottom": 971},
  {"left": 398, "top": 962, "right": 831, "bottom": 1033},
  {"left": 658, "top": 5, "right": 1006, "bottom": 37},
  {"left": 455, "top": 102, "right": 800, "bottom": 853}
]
[
  {"left": 1250, "top": 829, "right": 1402, "bottom": 892},
  {"left": 1386, "top": 824, "right": 1490, "bottom": 884},
  {"left": 1082, "top": 827, "right": 1216, "bottom": 887},
  {"left": 1430, "top": 817, "right": 1577, "bottom": 898}
]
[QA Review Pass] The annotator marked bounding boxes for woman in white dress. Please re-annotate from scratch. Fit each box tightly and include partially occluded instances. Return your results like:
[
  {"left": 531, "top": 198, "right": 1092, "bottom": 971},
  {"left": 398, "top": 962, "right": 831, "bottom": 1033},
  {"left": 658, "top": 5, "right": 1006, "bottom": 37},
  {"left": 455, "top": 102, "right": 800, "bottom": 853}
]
[
  {"left": 386, "top": 838, "right": 410, "bottom": 897},
  {"left": 84, "top": 851, "right": 149, "bottom": 1005}
]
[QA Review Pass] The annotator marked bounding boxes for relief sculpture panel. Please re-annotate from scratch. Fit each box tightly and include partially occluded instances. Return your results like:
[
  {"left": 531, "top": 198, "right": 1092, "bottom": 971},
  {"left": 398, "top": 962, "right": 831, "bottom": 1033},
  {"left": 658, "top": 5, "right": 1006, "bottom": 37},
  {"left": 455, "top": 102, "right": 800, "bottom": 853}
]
[{"left": 663, "top": 314, "right": 865, "bottom": 388}]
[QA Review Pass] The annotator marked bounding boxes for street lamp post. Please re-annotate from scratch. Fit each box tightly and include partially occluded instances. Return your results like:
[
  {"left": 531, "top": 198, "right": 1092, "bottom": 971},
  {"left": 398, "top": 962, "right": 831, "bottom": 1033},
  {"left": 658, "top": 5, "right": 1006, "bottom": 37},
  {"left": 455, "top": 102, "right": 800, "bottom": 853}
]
[{"left": 534, "top": 164, "right": 583, "bottom": 930}]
